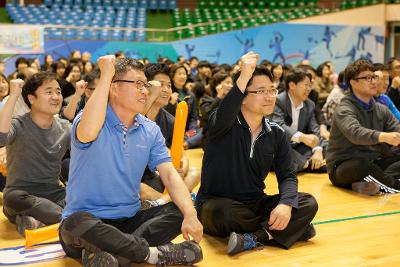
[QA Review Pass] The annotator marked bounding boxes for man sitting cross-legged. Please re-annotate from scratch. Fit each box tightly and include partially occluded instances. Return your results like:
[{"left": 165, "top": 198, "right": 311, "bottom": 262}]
[
  {"left": 196, "top": 52, "right": 318, "bottom": 255},
  {"left": 60, "top": 56, "right": 203, "bottom": 267},
  {"left": 0, "top": 74, "right": 70, "bottom": 236},
  {"left": 140, "top": 63, "right": 201, "bottom": 209}
]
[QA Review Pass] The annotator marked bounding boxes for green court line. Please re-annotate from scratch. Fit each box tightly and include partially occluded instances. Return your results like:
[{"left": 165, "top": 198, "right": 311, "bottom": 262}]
[{"left": 313, "top": 210, "right": 400, "bottom": 225}]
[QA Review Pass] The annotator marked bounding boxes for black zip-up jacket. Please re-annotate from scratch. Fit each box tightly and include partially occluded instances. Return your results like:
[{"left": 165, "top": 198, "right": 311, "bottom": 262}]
[{"left": 197, "top": 85, "right": 299, "bottom": 208}]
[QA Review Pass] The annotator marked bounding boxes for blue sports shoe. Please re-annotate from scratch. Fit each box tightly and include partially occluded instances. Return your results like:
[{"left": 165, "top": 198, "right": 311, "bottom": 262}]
[{"left": 227, "top": 232, "right": 261, "bottom": 255}]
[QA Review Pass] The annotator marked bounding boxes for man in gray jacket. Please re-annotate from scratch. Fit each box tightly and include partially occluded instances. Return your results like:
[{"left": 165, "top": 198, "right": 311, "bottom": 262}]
[{"left": 327, "top": 59, "right": 400, "bottom": 195}]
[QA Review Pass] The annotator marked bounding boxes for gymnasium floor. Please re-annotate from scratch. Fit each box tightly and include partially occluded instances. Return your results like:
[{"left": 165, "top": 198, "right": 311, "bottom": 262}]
[{"left": 1, "top": 148, "right": 400, "bottom": 266}]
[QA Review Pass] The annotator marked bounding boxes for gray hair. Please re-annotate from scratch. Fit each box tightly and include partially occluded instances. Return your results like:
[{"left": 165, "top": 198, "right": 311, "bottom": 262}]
[{"left": 114, "top": 57, "right": 144, "bottom": 80}]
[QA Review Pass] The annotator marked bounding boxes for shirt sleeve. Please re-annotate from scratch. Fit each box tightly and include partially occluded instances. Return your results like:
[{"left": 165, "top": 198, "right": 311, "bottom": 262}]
[
  {"left": 274, "top": 131, "right": 299, "bottom": 208},
  {"left": 0, "top": 117, "right": 20, "bottom": 147},
  {"left": 70, "top": 111, "right": 93, "bottom": 150},
  {"left": 148, "top": 125, "right": 171, "bottom": 172}
]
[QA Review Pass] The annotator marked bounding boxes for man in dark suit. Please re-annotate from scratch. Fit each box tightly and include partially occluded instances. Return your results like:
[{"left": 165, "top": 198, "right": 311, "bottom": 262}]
[{"left": 270, "top": 68, "right": 326, "bottom": 172}]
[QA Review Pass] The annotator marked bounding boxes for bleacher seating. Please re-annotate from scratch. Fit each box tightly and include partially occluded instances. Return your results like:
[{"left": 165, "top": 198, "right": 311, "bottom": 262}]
[
  {"left": 172, "top": 6, "right": 332, "bottom": 39},
  {"left": 5, "top": 0, "right": 177, "bottom": 41}
]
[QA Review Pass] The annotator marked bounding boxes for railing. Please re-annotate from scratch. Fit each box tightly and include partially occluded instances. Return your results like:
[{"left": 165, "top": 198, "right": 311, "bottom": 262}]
[{"left": 9, "top": 0, "right": 390, "bottom": 42}]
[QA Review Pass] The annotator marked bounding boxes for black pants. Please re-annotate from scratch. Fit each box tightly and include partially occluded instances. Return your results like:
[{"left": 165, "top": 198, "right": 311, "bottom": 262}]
[
  {"left": 291, "top": 143, "right": 327, "bottom": 173},
  {"left": 141, "top": 169, "right": 165, "bottom": 193},
  {"left": 196, "top": 192, "right": 318, "bottom": 249},
  {"left": 3, "top": 187, "right": 66, "bottom": 225},
  {"left": 329, "top": 156, "right": 400, "bottom": 190},
  {"left": 59, "top": 202, "right": 183, "bottom": 264}
]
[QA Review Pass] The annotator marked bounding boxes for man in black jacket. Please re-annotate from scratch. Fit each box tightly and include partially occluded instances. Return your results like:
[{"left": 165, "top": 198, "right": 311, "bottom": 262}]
[
  {"left": 196, "top": 52, "right": 318, "bottom": 255},
  {"left": 327, "top": 59, "right": 400, "bottom": 195}
]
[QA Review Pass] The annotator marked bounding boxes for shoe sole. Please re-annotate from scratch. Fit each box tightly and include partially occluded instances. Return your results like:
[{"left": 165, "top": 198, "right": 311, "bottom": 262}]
[
  {"left": 226, "top": 232, "right": 238, "bottom": 255},
  {"left": 82, "top": 249, "right": 119, "bottom": 267}
]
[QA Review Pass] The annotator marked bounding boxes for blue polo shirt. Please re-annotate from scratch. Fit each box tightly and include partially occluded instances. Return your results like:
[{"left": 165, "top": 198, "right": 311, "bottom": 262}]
[{"left": 63, "top": 104, "right": 171, "bottom": 219}]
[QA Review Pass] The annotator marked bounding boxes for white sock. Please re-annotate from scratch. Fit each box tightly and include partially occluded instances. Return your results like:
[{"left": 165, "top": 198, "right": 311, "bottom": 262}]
[
  {"left": 146, "top": 247, "right": 159, "bottom": 264},
  {"left": 156, "top": 198, "right": 166, "bottom": 205}
]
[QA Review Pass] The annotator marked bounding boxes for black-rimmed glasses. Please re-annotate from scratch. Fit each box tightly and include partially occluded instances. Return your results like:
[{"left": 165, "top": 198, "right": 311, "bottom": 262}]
[
  {"left": 112, "top": 79, "right": 151, "bottom": 91},
  {"left": 247, "top": 88, "right": 279, "bottom": 97},
  {"left": 354, "top": 75, "right": 379, "bottom": 83}
]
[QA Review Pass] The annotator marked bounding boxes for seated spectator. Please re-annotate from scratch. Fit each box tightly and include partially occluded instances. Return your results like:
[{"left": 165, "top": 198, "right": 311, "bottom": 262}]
[
  {"left": 0, "top": 73, "right": 9, "bottom": 109},
  {"left": 321, "top": 71, "right": 347, "bottom": 131},
  {"left": 271, "top": 68, "right": 326, "bottom": 173},
  {"left": 327, "top": 59, "right": 400, "bottom": 195},
  {"left": 387, "top": 57, "right": 400, "bottom": 109},
  {"left": 314, "top": 62, "right": 334, "bottom": 102},
  {"left": 41, "top": 55, "right": 53, "bottom": 72},
  {"left": 61, "top": 69, "right": 100, "bottom": 121},
  {"left": 140, "top": 63, "right": 201, "bottom": 208},
  {"left": 271, "top": 63, "right": 285, "bottom": 92},
  {"left": 59, "top": 64, "right": 81, "bottom": 99},
  {"left": 199, "top": 71, "right": 233, "bottom": 146},
  {"left": 165, "top": 64, "right": 202, "bottom": 149},
  {"left": 60, "top": 56, "right": 203, "bottom": 267},
  {"left": 373, "top": 63, "right": 400, "bottom": 121},
  {"left": 196, "top": 52, "right": 318, "bottom": 255},
  {"left": 0, "top": 73, "right": 70, "bottom": 236},
  {"left": 192, "top": 61, "right": 211, "bottom": 86},
  {"left": 52, "top": 61, "right": 66, "bottom": 80}
]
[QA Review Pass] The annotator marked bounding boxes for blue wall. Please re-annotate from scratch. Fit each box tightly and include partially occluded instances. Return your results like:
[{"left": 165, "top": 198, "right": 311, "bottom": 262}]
[{"left": 4, "top": 22, "right": 384, "bottom": 75}]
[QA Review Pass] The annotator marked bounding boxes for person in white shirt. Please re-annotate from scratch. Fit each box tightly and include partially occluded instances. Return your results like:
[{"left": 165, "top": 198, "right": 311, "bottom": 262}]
[{"left": 271, "top": 68, "right": 326, "bottom": 172}]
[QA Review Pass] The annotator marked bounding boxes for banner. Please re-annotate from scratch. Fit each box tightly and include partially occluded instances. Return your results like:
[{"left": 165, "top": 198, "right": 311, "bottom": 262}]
[{"left": 0, "top": 24, "right": 44, "bottom": 54}]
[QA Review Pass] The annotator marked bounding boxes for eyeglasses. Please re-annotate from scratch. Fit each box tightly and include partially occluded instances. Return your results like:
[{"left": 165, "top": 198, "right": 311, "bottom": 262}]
[
  {"left": 112, "top": 79, "right": 151, "bottom": 91},
  {"left": 247, "top": 88, "right": 279, "bottom": 97},
  {"left": 354, "top": 75, "right": 379, "bottom": 83}
]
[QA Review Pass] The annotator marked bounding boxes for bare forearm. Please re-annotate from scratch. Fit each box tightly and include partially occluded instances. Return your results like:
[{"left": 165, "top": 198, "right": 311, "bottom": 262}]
[
  {"left": 0, "top": 95, "right": 19, "bottom": 133},
  {"left": 77, "top": 75, "right": 112, "bottom": 142},
  {"left": 62, "top": 94, "right": 81, "bottom": 120},
  {"left": 160, "top": 163, "right": 197, "bottom": 217}
]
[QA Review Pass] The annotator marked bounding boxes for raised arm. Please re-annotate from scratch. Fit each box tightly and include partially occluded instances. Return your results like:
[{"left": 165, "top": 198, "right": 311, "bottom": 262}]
[
  {"left": 0, "top": 79, "right": 23, "bottom": 134},
  {"left": 61, "top": 80, "right": 87, "bottom": 121},
  {"left": 76, "top": 56, "right": 115, "bottom": 143},
  {"left": 208, "top": 52, "right": 259, "bottom": 139}
]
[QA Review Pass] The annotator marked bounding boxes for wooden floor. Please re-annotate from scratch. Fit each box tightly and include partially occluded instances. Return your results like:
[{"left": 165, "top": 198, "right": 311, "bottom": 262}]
[{"left": 1, "top": 148, "right": 400, "bottom": 266}]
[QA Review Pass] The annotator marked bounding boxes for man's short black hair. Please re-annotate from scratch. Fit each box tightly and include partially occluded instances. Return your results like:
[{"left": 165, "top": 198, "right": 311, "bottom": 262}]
[
  {"left": 373, "top": 63, "right": 389, "bottom": 72},
  {"left": 15, "top": 57, "right": 29, "bottom": 69},
  {"left": 82, "top": 69, "right": 100, "bottom": 88},
  {"left": 22, "top": 71, "right": 57, "bottom": 109},
  {"left": 144, "top": 63, "right": 170, "bottom": 81},
  {"left": 284, "top": 68, "right": 312, "bottom": 91},
  {"left": 344, "top": 59, "right": 374, "bottom": 91},
  {"left": 233, "top": 65, "right": 273, "bottom": 91},
  {"left": 197, "top": 61, "right": 211, "bottom": 69}
]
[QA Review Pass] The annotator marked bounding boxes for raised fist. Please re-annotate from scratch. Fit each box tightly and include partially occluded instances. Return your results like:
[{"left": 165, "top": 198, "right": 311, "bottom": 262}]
[{"left": 9, "top": 79, "right": 24, "bottom": 98}]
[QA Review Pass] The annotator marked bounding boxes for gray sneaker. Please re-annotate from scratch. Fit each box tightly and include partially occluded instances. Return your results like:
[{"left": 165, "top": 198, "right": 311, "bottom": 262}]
[
  {"left": 351, "top": 181, "right": 380, "bottom": 195},
  {"left": 15, "top": 215, "right": 44, "bottom": 237},
  {"left": 157, "top": 240, "right": 203, "bottom": 266},
  {"left": 81, "top": 248, "right": 119, "bottom": 267}
]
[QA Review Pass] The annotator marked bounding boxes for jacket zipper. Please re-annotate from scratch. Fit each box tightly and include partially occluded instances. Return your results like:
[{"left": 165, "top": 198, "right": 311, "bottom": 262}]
[{"left": 249, "top": 128, "right": 265, "bottom": 158}]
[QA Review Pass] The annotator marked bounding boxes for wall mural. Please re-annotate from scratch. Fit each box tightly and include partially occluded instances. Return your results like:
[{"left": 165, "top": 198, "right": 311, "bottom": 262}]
[{"left": 4, "top": 23, "right": 384, "bottom": 75}]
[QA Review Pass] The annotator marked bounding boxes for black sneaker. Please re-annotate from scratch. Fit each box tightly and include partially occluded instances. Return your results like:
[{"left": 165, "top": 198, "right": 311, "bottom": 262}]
[
  {"left": 227, "top": 232, "right": 261, "bottom": 255},
  {"left": 156, "top": 240, "right": 203, "bottom": 266},
  {"left": 81, "top": 248, "right": 119, "bottom": 267},
  {"left": 15, "top": 215, "right": 45, "bottom": 237},
  {"left": 299, "top": 224, "right": 316, "bottom": 241}
]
